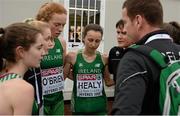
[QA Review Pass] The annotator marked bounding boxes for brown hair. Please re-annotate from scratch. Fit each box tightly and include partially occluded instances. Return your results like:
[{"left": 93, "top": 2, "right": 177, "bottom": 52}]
[
  {"left": 116, "top": 19, "right": 124, "bottom": 29},
  {"left": 82, "top": 24, "right": 103, "bottom": 39},
  {"left": 36, "top": 2, "right": 67, "bottom": 22},
  {"left": 162, "top": 21, "right": 180, "bottom": 44},
  {"left": 0, "top": 22, "right": 41, "bottom": 70},
  {"left": 122, "top": 0, "right": 163, "bottom": 26}
]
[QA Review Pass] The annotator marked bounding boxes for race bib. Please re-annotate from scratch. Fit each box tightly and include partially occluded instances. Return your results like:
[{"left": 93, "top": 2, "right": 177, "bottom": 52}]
[
  {"left": 41, "top": 67, "right": 64, "bottom": 95},
  {"left": 77, "top": 74, "right": 103, "bottom": 97}
]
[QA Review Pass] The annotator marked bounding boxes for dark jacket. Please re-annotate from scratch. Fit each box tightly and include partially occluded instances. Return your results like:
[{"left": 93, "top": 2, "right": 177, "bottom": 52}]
[
  {"left": 24, "top": 68, "right": 42, "bottom": 114},
  {"left": 111, "top": 30, "right": 180, "bottom": 115},
  {"left": 108, "top": 46, "right": 124, "bottom": 82}
]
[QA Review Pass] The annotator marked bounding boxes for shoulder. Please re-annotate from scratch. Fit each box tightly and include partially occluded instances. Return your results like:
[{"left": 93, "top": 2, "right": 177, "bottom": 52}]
[
  {"left": 66, "top": 51, "right": 78, "bottom": 64},
  {"left": 99, "top": 52, "right": 108, "bottom": 65},
  {"left": 59, "top": 37, "right": 66, "bottom": 44},
  {"left": 3, "top": 79, "right": 34, "bottom": 94},
  {"left": 119, "top": 50, "right": 149, "bottom": 75},
  {"left": 109, "top": 46, "right": 124, "bottom": 53},
  {"left": 1, "top": 79, "right": 34, "bottom": 104},
  {"left": 58, "top": 37, "right": 66, "bottom": 48},
  {"left": 109, "top": 46, "right": 124, "bottom": 57}
]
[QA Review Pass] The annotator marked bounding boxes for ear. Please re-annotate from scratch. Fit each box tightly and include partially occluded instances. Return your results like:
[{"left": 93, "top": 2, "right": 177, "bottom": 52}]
[
  {"left": 135, "top": 15, "right": 143, "bottom": 31},
  {"left": 15, "top": 46, "right": 25, "bottom": 59}
]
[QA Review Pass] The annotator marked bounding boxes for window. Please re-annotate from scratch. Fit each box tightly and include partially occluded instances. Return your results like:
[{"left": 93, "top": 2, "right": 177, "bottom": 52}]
[{"left": 64, "top": 0, "right": 105, "bottom": 52}]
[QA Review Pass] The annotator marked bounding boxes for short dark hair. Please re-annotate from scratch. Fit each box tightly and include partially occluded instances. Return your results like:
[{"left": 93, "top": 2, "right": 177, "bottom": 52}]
[
  {"left": 116, "top": 19, "right": 124, "bottom": 28},
  {"left": 161, "top": 21, "right": 180, "bottom": 44},
  {"left": 123, "top": 0, "right": 163, "bottom": 26}
]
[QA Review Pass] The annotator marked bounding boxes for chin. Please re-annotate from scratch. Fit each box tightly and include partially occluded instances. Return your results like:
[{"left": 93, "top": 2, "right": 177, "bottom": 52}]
[{"left": 33, "top": 64, "right": 40, "bottom": 68}]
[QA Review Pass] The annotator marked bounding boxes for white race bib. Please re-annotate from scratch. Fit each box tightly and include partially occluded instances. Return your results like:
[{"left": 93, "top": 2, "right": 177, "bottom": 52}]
[
  {"left": 41, "top": 67, "right": 64, "bottom": 95},
  {"left": 77, "top": 74, "right": 103, "bottom": 97}
]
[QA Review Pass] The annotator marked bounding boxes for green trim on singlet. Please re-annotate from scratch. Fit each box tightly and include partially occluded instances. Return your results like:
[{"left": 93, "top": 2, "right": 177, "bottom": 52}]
[
  {"left": 71, "top": 50, "right": 107, "bottom": 114},
  {"left": 0, "top": 73, "right": 21, "bottom": 83}
]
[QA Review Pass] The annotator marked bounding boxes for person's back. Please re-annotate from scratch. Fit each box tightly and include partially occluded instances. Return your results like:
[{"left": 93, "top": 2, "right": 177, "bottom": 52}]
[
  {"left": 112, "top": 0, "right": 180, "bottom": 114},
  {"left": 0, "top": 75, "right": 34, "bottom": 115}
]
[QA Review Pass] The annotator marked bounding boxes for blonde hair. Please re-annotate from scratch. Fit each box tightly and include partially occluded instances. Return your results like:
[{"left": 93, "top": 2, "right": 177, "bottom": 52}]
[
  {"left": 23, "top": 18, "right": 50, "bottom": 33},
  {"left": 28, "top": 20, "right": 50, "bottom": 33}
]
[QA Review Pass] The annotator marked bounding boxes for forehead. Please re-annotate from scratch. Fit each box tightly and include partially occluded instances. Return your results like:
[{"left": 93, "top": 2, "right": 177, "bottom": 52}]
[
  {"left": 50, "top": 13, "right": 67, "bottom": 23},
  {"left": 42, "top": 28, "right": 51, "bottom": 36},
  {"left": 122, "top": 8, "right": 128, "bottom": 21},
  {"left": 34, "top": 33, "right": 44, "bottom": 44},
  {"left": 86, "top": 30, "right": 102, "bottom": 38}
]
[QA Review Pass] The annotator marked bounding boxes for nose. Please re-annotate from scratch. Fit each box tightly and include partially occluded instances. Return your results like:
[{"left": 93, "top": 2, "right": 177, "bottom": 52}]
[
  {"left": 117, "top": 33, "right": 122, "bottom": 40},
  {"left": 91, "top": 42, "right": 97, "bottom": 48},
  {"left": 41, "top": 48, "right": 46, "bottom": 56},
  {"left": 58, "top": 25, "right": 64, "bottom": 33},
  {"left": 49, "top": 40, "right": 55, "bottom": 49}
]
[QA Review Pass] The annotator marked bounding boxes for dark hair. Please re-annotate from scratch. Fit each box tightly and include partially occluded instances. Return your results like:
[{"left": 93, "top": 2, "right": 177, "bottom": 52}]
[
  {"left": 122, "top": 0, "right": 163, "bottom": 26},
  {"left": 161, "top": 21, "right": 180, "bottom": 44},
  {"left": 36, "top": 2, "right": 67, "bottom": 22},
  {"left": 116, "top": 19, "right": 124, "bottom": 28},
  {"left": 0, "top": 22, "right": 41, "bottom": 70},
  {"left": 82, "top": 24, "right": 103, "bottom": 39}
]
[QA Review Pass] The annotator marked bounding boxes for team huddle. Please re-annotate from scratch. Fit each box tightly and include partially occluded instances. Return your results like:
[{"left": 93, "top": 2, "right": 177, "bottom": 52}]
[{"left": 1, "top": 0, "right": 180, "bottom": 115}]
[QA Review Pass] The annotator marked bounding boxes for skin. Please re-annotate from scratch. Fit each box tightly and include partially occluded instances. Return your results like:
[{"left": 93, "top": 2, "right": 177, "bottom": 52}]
[
  {"left": 64, "top": 30, "right": 114, "bottom": 86},
  {"left": 22, "top": 33, "right": 45, "bottom": 68},
  {"left": 47, "top": 13, "right": 67, "bottom": 64},
  {"left": 41, "top": 27, "right": 54, "bottom": 54},
  {"left": 116, "top": 26, "right": 133, "bottom": 48},
  {"left": 0, "top": 33, "right": 45, "bottom": 115},
  {"left": 122, "top": 8, "right": 160, "bottom": 43}
]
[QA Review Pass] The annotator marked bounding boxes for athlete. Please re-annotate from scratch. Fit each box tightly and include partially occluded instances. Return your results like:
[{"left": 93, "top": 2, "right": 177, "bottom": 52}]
[
  {"left": 0, "top": 22, "right": 45, "bottom": 115},
  {"left": 24, "top": 20, "right": 54, "bottom": 115},
  {"left": 36, "top": 2, "right": 67, "bottom": 115},
  {"left": 64, "top": 24, "right": 114, "bottom": 115}
]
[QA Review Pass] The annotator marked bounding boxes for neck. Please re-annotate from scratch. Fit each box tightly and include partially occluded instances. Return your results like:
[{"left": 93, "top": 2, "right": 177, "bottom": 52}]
[
  {"left": 83, "top": 48, "right": 96, "bottom": 56},
  {"left": 139, "top": 25, "right": 161, "bottom": 40},
  {"left": 5, "top": 62, "right": 28, "bottom": 78}
]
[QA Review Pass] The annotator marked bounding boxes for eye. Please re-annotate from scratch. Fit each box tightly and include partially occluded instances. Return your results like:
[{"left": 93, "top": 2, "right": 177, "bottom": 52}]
[
  {"left": 95, "top": 39, "right": 101, "bottom": 43},
  {"left": 88, "top": 38, "right": 93, "bottom": 42},
  {"left": 121, "top": 31, "right": 127, "bottom": 35},
  {"left": 37, "top": 44, "right": 43, "bottom": 50}
]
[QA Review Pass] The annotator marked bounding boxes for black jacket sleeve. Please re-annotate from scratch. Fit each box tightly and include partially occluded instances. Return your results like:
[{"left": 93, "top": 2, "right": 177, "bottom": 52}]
[{"left": 111, "top": 51, "right": 149, "bottom": 115}]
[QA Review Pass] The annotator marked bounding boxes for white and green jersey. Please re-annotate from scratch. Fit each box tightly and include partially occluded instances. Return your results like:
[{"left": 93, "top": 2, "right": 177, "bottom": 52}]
[{"left": 72, "top": 50, "right": 107, "bottom": 115}]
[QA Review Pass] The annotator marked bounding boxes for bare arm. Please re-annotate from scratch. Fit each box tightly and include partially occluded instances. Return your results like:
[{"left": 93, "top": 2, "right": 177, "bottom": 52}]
[
  {"left": 64, "top": 52, "right": 77, "bottom": 80},
  {"left": 102, "top": 54, "right": 115, "bottom": 87},
  {"left": 59, "top": 37, "right": 67, "bottom": 66}
]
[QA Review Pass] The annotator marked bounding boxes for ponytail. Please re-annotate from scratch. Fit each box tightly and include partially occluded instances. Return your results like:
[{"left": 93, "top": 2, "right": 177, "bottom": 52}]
[{"left": 0, "top": 27, "right": 5, "bottom": 71}]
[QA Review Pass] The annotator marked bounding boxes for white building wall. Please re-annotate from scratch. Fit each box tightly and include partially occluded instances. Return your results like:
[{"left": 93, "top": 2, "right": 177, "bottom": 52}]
[{"left": 103, "top": 0, "right": 180, "bottom": 54}]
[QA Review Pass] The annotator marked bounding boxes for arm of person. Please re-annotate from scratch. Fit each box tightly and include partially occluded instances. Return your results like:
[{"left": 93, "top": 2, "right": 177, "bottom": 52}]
[
  {"left": 7, "top": 79, "right": 34, "bottom": 115},
  {"left": 111, "top": 52, "right": 147, "bottom": 115},
  {"left": 64, "top": 52, "right": 77, "bottom": 80},
  {"left": 59, "top": 37, "right": 67, "bottom": 66},
  {"left": 102, "top": 53, "right": 115, "bottom": 87}
]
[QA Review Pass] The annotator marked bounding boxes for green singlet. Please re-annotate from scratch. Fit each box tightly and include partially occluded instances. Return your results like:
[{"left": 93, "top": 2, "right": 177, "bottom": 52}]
[
  {"left": 72, "top": 50, "right": 107, "bottom": 115},
  {"left": 40, "top": 38, "right": 64, "bottom": 115}
]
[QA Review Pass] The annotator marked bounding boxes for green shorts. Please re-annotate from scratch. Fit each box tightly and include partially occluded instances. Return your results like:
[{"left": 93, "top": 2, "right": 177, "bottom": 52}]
[{"left": 44, "top": 99, "right": 64, "bottom": 115}]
